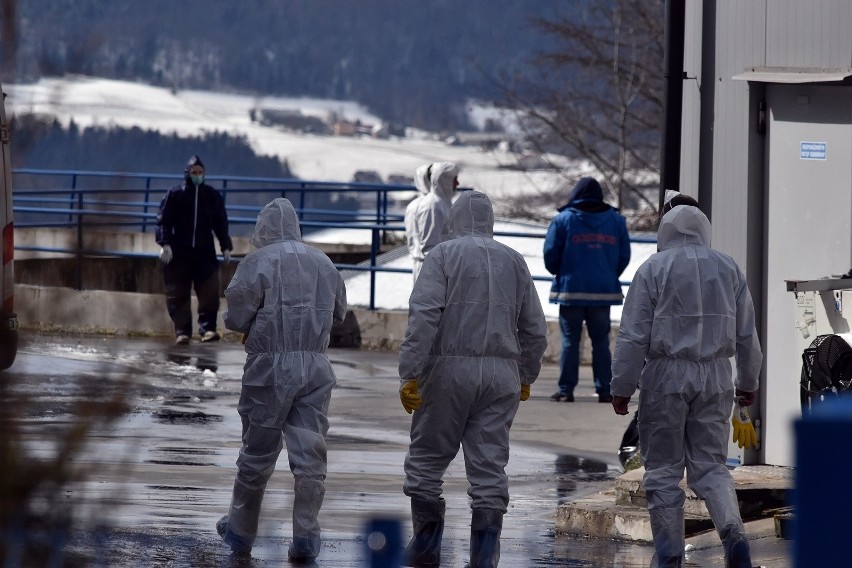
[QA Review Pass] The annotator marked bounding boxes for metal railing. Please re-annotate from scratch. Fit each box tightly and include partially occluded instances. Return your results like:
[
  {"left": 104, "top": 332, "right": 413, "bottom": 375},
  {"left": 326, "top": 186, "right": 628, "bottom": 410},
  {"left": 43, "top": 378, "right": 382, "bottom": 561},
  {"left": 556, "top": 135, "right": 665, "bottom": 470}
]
[{"left": 11, "top": 168, "right": 654, "bottom": 309}]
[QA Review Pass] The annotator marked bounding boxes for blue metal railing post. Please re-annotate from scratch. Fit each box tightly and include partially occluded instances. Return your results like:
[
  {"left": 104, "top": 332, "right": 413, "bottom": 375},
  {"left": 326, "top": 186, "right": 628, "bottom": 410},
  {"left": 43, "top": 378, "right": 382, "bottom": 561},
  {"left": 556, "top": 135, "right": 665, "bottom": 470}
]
[
  {"left": 142, "top": 176, "right": 152, "bottom": 234},
  {"left": 369, "top": 227, "right": 379, "bottom": 310},
  {"left": 375, "top": 189, "right": 383, "bottom": 245},
  {"left": 76, "top": 187, "right": 84, "bottom": 291},
  {"left": 383, "top": 189, "right": 390, "bottom": 244},
  {"left": 68, "top": 173, "right": 78, "bottom": 225}
]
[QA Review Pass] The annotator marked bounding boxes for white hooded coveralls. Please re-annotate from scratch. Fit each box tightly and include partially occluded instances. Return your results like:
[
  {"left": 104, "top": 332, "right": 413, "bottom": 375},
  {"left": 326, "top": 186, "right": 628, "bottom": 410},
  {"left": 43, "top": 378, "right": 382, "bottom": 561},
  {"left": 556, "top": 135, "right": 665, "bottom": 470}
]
[
  {"left": 221, "top": 198, "right": 347, "bottom": 555},
  {"left": 610, "top": 204, "right": 762, "bottom": 561},
  {"left": 404, "top": 161, "right": 458, "bottom": 282},
  {"left": 399, "top": 190, "right": 548, "bottom": 512}
]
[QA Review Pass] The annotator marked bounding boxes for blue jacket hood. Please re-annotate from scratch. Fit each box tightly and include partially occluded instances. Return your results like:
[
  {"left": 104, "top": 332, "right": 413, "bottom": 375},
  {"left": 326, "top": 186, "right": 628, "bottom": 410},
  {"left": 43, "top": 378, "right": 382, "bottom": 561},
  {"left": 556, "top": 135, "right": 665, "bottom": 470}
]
[{"left": 558, "top": 177, "right": 611, "bottom": 212}]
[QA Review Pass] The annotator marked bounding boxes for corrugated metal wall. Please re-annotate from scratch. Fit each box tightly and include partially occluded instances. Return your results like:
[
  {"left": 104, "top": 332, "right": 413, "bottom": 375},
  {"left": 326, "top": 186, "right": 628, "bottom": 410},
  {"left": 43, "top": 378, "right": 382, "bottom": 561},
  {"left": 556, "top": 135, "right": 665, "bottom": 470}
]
[
  {"left": 765, "top": 2, "right": 852, "bottom": 68},
  {"left": 682, "top": 0, "right": 852, "bottom": 466},
  {"left": 706, "top": 3, "right": 766, "bottom": 265},
  {"left": 685, "top": 0, "right": 852, "bottom": 266}
]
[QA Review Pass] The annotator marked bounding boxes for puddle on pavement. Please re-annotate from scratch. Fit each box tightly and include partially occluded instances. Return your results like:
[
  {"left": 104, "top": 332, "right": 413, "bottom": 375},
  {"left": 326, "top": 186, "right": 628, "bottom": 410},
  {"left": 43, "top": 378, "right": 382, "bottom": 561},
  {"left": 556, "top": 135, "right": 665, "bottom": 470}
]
[
  {"left": 152, "top": 408, "right": 224, "bottom": 424},
  {"left": 554, "top": 454, "right": 618, "bottom": 500},
  {"left": 146, "top": 447, "right": 219, "bottom": 467},
  {"left": 146, "top": 485, "right": 213, "bottom": 492},
  {"left": 166, "top": 352, "right": 219, "bottom": 373},
  {"left": 7, "top": 338, "right": 663, "bottom": 567}
]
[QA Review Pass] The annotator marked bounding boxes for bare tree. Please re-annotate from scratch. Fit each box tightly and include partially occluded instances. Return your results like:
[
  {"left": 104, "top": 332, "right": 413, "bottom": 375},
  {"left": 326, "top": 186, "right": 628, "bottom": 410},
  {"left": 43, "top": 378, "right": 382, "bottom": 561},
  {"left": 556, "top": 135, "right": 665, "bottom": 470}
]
[
  {"left": 0, "top": 0, "right": 16, "bottom": 80},
  {"left": 492, "top": 0, "right": 664, "bottom": 224}
]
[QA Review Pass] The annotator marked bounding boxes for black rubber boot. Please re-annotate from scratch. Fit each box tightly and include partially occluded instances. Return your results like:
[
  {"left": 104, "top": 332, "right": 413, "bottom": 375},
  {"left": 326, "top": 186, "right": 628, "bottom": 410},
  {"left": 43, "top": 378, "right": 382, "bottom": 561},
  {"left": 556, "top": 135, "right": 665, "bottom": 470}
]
[
  {"left": 469, "top": 508, "right": 503, "bottom": 568},
  {"left": 403, "top": 497, "right": 445, "bottom": 568},
  {"left": 722, "top": 528, "right": 753, "bottom": 568},
  {"left": 288, "top": 478, "right": 325, "bottom": 562},
  {"left": 648, "top": 506, "right": 685, "bottom": 568},
  {"left": 650, "top": 553, "right": 684, "bottom": 567},
  {"left": 218, "top": 479, "right": 266, "bottom": 555}
]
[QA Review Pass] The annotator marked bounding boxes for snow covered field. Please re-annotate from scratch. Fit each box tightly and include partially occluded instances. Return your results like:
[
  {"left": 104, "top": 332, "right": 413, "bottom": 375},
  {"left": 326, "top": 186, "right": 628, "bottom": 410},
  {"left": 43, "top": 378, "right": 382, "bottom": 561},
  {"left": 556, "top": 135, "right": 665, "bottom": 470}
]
[
  {"left": 331, "top": 221, "right": 655, "bottom": 322},
  {"left": 4, "top": 75, "right": 582, "bottom": 201},
  {"left": 4, "top": 75, "right": 655, "bottom": 319}
]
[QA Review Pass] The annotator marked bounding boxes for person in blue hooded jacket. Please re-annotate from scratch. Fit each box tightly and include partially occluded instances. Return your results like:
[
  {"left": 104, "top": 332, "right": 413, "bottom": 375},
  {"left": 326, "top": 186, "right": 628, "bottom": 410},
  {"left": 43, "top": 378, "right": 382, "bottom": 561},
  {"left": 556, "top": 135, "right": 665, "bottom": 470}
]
[{"left": 543, "top": 177, "right": 630, "bottom": 403}]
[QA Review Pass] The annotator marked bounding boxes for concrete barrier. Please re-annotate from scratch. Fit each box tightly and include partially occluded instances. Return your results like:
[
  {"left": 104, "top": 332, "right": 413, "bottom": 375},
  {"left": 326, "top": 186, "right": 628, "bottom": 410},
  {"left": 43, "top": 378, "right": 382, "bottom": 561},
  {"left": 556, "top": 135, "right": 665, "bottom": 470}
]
[{"left": 15, "top": 284, "right": 616, "bottom": 364}]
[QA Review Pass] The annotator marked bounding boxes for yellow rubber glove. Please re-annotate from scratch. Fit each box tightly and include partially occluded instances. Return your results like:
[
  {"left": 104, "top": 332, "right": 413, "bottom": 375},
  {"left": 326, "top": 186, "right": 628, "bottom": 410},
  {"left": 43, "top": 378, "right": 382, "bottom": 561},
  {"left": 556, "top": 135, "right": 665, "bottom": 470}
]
[
  {"left": 520, "top": 384, "right": 530, "bottom": 401},
  {"left": 731, "top": 403, "right": 757, "bottom": 449},
  {"left": 400, "top": 380, "right": 422, "bottom": 414}
]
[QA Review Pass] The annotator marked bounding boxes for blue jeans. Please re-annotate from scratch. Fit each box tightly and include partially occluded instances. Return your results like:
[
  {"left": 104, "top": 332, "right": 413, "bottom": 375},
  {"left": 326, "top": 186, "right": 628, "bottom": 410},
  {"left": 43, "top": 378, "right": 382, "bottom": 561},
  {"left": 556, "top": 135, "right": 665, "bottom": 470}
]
[{"left": 557, "top": 305, "right": 612, "bottom": 396}]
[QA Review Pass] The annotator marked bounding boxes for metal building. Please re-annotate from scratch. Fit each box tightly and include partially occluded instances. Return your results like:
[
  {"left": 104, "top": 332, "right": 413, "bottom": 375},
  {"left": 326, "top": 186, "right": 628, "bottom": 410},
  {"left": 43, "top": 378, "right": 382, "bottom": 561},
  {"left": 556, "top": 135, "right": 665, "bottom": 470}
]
[{"left": 678, "top": 1, "right": 852, "bottom": 466}]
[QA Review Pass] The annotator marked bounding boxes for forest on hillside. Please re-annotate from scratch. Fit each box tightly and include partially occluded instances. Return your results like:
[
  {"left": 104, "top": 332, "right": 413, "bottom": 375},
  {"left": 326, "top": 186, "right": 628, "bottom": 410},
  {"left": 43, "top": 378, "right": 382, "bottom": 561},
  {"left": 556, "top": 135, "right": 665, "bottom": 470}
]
[
  {"left": 9, "top": 114, "right": 291, "bottom": 177},
  {"left": 2, "top": 0, "right": 565, "bottom": 131},
  {"left": 8, "top": 114, "right": 366, "bottom": 235}
]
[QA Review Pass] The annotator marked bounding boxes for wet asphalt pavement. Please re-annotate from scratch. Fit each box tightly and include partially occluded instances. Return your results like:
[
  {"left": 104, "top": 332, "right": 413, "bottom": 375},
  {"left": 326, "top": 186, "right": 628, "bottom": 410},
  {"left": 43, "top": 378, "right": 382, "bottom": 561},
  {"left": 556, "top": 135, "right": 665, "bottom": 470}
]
[{"left": 3, "top": 332, "right": 788, "bottom": 567}]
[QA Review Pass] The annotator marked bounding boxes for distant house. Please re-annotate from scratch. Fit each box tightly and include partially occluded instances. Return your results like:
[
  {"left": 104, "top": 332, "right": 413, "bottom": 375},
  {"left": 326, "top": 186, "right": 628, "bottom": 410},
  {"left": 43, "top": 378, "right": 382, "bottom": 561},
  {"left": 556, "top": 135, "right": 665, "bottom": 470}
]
[
  {"left": 516, "top": 153, "right": 551, "bottom": 171},
  {"left": 351, "top": 170, "right": 383, "bottom": 184},
  {"left": 333, "top": 120, "right": 357, "bottom": 136},
  {"left": 250, "top": 107, "right": 328, "bottom": 134},
  {"left": 371, "top": 122, "right": 390, "bottom": 139},
  {"left": 452, "top": 131, "right": 509, "bottom": 150}
]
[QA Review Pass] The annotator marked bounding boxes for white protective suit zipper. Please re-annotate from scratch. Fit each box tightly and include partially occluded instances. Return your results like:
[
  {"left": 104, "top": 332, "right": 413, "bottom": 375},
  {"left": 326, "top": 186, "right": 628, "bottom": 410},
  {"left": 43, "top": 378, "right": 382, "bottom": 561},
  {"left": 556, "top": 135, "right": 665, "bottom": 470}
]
[{"left": 192, "top": 182, "right": 198, "bottom": 248}]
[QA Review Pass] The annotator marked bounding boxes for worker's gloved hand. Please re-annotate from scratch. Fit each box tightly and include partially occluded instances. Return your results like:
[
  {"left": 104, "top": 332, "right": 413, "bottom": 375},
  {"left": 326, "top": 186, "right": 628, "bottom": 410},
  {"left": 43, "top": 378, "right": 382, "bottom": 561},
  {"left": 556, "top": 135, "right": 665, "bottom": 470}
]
[
  {"left": 400, "top": 380, "right": 422, "bottom": 414},
  {"left": 223, "top": 249, "right": 231, "bottom": 263},
  {"left": 612, "top": 395, "right": 631, "bottom": 415},
  {"left": 735, "top": 388, "right": 755, "bottom": 407},
  {"left": 731, "top": 403, "right": 758, "bottom": 449},
  {"left": 520, "top": 384, "right": 530, "bottom": 401},
  {"left": 241, "top": 333, "right": 248, "bottom": 345},
  {"left": 159, "top": 245, "right": 173, "bottom": 265}
]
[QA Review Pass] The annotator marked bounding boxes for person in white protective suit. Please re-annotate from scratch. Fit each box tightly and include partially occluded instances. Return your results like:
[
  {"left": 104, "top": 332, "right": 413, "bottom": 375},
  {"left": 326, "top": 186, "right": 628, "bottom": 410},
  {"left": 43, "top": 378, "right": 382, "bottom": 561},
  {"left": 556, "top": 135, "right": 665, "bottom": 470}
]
[
  {"left": 404, "top": 163, "right": 433, "bottom": 280},
  {"left": 398, "top": 190, "right": 548, "bottom": 568},
  {"left": 610, "top": 194, "right": 762, "bottom": 568},
  {"left": 404, "top": 161, "right": 459, "bottom": 283},
  {"left": 216, "top": 198, "right": 347, "bottom": 562}
]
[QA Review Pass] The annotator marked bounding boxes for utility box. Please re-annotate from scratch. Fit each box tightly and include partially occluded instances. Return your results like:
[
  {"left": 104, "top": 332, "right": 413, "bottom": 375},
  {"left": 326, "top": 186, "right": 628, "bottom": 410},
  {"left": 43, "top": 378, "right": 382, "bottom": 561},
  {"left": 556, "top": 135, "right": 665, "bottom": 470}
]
[{"left": 787, "top": 278, "right": 852, "bottom": 409}]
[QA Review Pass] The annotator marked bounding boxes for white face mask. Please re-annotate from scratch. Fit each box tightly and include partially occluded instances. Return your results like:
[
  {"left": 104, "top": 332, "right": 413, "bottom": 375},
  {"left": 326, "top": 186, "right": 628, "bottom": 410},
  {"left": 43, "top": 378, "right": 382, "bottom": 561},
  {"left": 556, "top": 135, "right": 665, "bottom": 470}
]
[{"left": 190, "top": 174, "right": 204, "bottom": 186}]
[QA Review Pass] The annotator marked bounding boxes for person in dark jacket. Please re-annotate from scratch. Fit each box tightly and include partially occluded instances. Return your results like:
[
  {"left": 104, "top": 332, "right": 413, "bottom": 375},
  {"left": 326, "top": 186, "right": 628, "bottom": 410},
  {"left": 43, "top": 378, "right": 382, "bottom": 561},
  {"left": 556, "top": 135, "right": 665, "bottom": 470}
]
[
  {"left": 543, "top": 177, "right": 630, "bottom": 403},
  {"left": 156, "top": 155, "right": 233, "bottom": 345}
]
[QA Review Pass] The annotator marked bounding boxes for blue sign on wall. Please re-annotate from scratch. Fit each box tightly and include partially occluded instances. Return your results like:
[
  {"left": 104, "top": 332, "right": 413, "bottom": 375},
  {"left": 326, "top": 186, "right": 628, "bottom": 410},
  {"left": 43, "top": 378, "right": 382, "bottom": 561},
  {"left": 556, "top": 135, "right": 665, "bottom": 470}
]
[{"left": 800, "top": 141, "right": 827, "bottom": 160}]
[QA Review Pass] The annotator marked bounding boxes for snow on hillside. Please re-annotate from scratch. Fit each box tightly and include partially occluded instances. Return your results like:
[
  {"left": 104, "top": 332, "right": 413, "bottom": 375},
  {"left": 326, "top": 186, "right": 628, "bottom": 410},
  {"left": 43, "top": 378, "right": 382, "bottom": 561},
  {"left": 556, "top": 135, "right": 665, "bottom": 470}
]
[
  {"left": 4, "top": 75, "right": 582, "bottom": 200},
  {"left": 5, "top": 75, "right": 655, "bottom": 319}
]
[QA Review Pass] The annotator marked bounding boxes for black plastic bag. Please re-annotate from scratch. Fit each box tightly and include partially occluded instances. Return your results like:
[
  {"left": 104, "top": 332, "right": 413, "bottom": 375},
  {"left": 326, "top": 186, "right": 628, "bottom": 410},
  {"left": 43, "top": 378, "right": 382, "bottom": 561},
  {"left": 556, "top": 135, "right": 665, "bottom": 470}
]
[{"left": 618, "top": 410, "right": 641, "bottom": 470}]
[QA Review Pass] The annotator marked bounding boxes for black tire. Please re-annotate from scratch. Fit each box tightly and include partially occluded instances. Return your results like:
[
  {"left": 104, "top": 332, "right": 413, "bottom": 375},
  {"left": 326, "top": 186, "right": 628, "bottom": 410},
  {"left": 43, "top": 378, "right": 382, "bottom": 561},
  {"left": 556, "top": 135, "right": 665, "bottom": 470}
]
[{"left": 0, "top": 328, "right": 17, "bottom": 370}]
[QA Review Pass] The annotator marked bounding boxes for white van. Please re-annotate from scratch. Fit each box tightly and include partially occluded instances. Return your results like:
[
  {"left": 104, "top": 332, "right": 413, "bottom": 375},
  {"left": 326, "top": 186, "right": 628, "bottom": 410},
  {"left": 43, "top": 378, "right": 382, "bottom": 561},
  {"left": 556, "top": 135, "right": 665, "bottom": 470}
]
[{"left": 0, "top": 83, "right": 17, "bottom": 369}]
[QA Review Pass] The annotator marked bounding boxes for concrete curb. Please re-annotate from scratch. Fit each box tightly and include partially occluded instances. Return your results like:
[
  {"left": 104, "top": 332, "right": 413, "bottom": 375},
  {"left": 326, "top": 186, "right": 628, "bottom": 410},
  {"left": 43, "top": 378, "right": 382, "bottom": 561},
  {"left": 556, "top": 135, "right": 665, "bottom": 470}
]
[
  {"left": 556, "top": 465, "right": 792, "bottom": 542},
  {"left": 15, "top": 284, "right": 616, "bottom": 364}
]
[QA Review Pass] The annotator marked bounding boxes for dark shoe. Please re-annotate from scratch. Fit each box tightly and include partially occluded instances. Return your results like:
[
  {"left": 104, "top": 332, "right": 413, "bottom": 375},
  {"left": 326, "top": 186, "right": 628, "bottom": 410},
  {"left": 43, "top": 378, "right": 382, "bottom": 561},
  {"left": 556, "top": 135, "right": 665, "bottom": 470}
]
[
  {"left": 653, "top": 554, "right": 684, "bottom": 567},
  {"left": 724, "top": 534, "right": 752, "bottom": 568},
  {"left": 201, "top": 330, "right": 221, "bottom": 342},
  {"left": 175, "top": 334, "right": 190, "bottom": 346},
  {"left": 550, "top": 392, "right": 574, "bottom": 402},
  {"left": 598, "top": 394, "right": 614, "bottom": 403}
]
